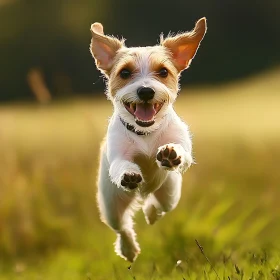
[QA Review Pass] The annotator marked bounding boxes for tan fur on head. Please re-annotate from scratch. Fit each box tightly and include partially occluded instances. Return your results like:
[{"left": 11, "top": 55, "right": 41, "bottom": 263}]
[{"left": 107, "top": 46, "right": 179, "bottom": 98}]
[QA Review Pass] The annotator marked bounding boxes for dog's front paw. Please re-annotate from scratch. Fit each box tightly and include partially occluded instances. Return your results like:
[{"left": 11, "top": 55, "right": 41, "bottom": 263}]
[
  {"left": 156, "top": 144, "right": 182, "bottom": 170},
  {"left": 121, "top": 173, "right": 142, "bottom": 190}
]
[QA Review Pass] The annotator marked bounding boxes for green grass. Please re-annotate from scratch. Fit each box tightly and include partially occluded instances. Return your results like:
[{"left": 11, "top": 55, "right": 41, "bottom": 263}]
[{"left": 0, "top": 68, "right": 280, "bottom": 279}]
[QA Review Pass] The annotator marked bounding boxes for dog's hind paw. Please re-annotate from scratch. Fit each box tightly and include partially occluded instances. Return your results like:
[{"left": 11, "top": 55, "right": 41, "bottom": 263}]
[
  {"left": 156, "top": 144, "right": 182, "bottom": 170},
  {"left": 115, "top": 231, "right": 140, "bottom": 262},
  {"left": 121, "top": 172, "right": 142, "bottom": 190},
  {"left": 143, "top": 204, "right": 165, "bottom": 225}
]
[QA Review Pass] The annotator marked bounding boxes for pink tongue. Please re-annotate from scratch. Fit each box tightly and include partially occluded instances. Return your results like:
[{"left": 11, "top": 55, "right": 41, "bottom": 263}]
[{"left": 134, "top": 103, "right": 156, "bottom": 121}]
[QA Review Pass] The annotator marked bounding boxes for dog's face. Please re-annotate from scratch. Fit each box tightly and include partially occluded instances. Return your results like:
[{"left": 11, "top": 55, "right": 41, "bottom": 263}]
[{"left": 90, "top": 19, "right": 207, "bottom": 133}]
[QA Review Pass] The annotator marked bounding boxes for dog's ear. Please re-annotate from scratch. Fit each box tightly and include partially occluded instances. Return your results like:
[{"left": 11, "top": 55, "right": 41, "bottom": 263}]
[
  {"left": 162, "top": 17, "right": 207, "bottom": 72},
  {"left": 90, "top": 23, "right": 124, "bottom": 73}
]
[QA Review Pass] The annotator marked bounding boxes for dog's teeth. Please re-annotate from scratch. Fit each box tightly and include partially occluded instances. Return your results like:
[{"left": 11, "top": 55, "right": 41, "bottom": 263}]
[{"left": 135, "top": 117, "right": 154, "bottom": 123}]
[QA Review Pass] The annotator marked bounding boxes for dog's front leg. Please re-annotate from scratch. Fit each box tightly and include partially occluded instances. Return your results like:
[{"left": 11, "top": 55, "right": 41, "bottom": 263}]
[{"left": 107, "top": 129, "right": 143, "bottom": 191}]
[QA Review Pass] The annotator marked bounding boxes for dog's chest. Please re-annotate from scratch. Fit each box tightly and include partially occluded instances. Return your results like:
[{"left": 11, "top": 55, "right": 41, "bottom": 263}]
[{"left": 133, "top": 154, "right": 166, "bottom": 195}]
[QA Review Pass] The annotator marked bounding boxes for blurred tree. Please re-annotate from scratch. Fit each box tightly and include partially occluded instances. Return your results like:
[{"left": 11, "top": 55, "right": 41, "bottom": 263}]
[{"left": 0, "top": 0, "right": 279, "bottom": 101}]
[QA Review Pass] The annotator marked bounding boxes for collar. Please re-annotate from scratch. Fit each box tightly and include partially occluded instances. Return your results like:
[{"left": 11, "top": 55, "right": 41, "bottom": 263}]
[{"left": 120, "top": 117, "right": 150, "bottom": 136}]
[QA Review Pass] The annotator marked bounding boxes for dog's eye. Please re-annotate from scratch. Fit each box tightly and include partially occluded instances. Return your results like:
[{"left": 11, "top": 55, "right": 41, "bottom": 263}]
[
  {"left": 158, "top": 68, "right": 168, "bottom": 78},
  {"left": 120, "top": 69, "right": 131, "bottom": 79}
]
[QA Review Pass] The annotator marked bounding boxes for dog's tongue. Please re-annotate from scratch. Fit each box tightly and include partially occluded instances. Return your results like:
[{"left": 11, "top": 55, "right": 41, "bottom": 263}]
[{"left": 134, "top": 103, "right": 156, "bottom": 121}]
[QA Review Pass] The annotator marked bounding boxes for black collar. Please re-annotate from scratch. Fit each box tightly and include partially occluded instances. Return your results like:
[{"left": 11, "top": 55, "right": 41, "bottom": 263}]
[{"left": 120, "top": 118, "right": 150, "bottom": 136}]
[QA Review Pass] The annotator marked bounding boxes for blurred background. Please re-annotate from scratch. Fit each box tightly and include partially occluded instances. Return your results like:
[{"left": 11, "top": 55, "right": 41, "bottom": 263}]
[
  {"left": 1, "top": 0, "right": 280, "bottom": 101},
  {"left": 0, "top": 0, "right": 280, "bottom": 279}
]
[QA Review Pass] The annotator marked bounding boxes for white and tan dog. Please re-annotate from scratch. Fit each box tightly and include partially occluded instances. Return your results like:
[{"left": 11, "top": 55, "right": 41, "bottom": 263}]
[{"left": 90, "top": 18, "right": 207, "bottom": 262}]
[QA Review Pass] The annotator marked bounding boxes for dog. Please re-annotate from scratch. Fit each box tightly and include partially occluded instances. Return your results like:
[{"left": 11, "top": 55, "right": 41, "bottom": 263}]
[{"left": 90, "top": 18, "right": 207, "bottom": 262}]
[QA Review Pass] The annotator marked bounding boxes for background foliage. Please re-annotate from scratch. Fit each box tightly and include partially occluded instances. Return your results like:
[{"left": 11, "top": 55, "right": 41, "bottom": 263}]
[{"left": 0, "top": 0, "right": 280, "bottom": 101}]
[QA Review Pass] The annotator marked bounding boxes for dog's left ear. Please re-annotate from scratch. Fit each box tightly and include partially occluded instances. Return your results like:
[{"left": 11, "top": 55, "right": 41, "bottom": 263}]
[
  {"left": 90, "top": 22, "right": 124, "bottom": 73},
  {"left": 162, "top": 17, "right": 207, "bottom": 72}
]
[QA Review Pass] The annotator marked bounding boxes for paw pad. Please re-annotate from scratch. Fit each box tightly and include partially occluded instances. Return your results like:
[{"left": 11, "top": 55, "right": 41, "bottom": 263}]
[
  {"left": 121, "top": 173, "right": 142, "bottom": 190},
  {"left": 156, "top": 146, "right": 181, "bottom": 168}
]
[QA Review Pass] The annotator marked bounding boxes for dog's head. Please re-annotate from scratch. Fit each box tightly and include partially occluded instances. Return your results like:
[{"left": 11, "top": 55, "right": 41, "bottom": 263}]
[{"left": 90, "top": 18, "right": 207, "bottom": 133}]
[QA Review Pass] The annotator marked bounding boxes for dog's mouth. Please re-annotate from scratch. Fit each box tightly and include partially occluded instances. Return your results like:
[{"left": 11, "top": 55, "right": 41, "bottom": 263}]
[{"left": 124, "top": 102, "right": 164, "bottom": 127}]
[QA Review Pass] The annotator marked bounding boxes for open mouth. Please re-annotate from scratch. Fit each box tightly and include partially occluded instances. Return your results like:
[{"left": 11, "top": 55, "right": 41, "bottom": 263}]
[{"left": 124, "top": 102, "right": 164, "bottom": 127}]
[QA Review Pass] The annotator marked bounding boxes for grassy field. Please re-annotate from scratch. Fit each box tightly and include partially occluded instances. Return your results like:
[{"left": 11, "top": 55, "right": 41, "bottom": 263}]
[{"left": 0, "top": 68, "right": 280, "bottom": 279}]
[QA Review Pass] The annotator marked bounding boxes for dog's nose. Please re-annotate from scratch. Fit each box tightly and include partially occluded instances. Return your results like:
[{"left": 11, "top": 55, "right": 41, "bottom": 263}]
[{"left": 137, "top": 87, "right": 155, "bottom": 102}]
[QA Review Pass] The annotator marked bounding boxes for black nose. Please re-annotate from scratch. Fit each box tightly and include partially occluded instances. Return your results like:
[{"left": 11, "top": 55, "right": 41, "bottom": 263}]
[{"left": 137, "top": 87, "right": 155, "bottom": 102}]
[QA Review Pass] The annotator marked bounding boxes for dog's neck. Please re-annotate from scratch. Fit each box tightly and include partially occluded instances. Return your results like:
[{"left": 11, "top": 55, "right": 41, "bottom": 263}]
[{"left": 119, "top": 117, "right": 150, "bottom": 136}]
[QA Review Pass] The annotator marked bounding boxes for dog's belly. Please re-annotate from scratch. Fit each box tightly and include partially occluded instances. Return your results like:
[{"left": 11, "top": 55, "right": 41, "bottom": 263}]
[{"left": 133, "top": 154, "right": 167, "bottom": 196}]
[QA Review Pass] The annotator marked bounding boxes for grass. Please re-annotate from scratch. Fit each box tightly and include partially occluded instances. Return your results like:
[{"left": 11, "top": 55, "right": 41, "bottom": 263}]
[{"left": 0, "top": 68, "right": 280, "bottom": 279}]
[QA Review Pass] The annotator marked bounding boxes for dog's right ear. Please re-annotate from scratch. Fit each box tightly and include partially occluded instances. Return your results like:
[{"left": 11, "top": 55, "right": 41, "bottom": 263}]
[{"left": 90, "top": 23, "right": 124, "bottom": 73}]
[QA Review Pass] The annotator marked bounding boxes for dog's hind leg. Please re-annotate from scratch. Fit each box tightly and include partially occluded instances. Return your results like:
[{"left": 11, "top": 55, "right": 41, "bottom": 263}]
[
  {"left": 97, "top": 154, "right": 140, "bottom": 262},
  {"left": 143, "top": 172, "right": 182, "bottom": 225}
]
